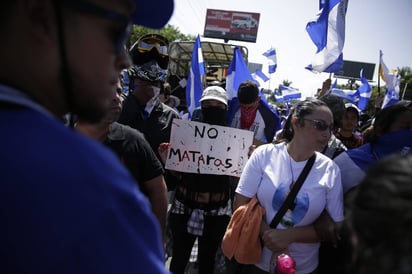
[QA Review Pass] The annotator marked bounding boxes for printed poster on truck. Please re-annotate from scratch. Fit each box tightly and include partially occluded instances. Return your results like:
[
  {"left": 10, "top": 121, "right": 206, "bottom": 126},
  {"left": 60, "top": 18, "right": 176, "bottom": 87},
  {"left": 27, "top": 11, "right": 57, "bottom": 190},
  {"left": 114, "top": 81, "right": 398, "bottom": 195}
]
[
  {"left": 165, "top": 119, "right": 254, "bottom": 177},
  {"left": 203, "top": 9, "right": 260, "bottom": 42}
]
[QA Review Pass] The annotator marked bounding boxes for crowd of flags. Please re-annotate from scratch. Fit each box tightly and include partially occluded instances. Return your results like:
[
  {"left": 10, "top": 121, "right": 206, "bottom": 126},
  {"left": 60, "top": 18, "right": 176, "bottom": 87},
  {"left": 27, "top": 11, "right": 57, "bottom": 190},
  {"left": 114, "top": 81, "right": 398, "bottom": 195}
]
[{"left": 185, "top": 0, "right": 402, "bottom": 117}]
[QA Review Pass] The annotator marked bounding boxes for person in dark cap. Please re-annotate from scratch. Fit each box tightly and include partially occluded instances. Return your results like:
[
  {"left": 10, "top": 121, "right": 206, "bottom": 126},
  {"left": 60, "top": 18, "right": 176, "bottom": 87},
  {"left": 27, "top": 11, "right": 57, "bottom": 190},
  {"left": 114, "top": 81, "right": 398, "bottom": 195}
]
[
  {"left": 118, "top": 33, "right": 180, "bottom": 192},
  {"left": 0, "top": 0, "right": 173, "bottom": 273}
]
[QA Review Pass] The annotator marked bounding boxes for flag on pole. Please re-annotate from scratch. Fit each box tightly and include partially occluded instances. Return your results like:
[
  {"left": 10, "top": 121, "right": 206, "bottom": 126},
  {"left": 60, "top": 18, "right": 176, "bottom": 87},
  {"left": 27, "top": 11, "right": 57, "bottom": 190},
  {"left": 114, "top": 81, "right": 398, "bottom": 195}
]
[
  {"left": 262, "top": 48, "right": 277, "bottom": 74},
  {"left": 379, "top": 49, "right": 389, "bottom": 82},
  {"left": 306, "top": 0, "right": 348, "bottom": 73},
  {"left": 379, "top": 50, "right": 400, "bottom": 108},
  {"left": 251, "top": 68, "right": 269, "bottom": 87},
  {"left": 280, "top": 85, "right": 302, "bottom": 101},
  {"left": 356, "top": 69, "right": 372, "bottom": 111},
  {"left": 185, "top": 35, "right": 205, "bottom": 117}
]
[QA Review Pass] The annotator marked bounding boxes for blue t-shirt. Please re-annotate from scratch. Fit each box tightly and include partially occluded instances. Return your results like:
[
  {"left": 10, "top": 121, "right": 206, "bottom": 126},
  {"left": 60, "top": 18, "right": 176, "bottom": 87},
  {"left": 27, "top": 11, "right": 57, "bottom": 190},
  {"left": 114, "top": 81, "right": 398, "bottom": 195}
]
[{"left": 0, "top": 86, "right": 169, "bottom": 274}]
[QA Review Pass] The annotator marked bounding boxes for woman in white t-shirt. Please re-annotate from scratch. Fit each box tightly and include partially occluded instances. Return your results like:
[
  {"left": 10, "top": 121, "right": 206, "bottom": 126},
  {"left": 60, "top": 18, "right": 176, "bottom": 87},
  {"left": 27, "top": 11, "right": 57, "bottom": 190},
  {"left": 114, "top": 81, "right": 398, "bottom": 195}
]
[{"left": 232, "top": 98, "right": 344, "bottom": 274}]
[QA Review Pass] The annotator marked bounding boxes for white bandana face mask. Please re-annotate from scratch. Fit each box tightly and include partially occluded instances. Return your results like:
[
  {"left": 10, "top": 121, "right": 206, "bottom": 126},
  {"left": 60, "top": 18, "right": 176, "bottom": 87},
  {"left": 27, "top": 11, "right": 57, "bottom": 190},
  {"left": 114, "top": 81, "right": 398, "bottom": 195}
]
[{"left": 144, "top": 86, "right": 161, "bottom": 115}]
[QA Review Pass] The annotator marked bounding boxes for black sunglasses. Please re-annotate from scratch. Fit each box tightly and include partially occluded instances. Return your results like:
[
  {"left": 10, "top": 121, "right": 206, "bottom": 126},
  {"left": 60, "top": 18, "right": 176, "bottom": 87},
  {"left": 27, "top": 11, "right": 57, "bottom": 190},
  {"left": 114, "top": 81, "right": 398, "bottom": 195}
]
[
  {"left": 303, "top": 119, "right": 334, "bottom": 132},
  {"left": 61, "top": 0, "right": 132, "bottom": 55}
]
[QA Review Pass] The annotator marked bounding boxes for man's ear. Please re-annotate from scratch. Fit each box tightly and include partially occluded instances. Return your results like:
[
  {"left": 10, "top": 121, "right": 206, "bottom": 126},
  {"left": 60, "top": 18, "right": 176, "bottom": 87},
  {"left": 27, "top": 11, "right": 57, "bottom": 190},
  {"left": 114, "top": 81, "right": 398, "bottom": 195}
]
[{"left": 20, "top": 0, "right": 57, "bottom": 43}]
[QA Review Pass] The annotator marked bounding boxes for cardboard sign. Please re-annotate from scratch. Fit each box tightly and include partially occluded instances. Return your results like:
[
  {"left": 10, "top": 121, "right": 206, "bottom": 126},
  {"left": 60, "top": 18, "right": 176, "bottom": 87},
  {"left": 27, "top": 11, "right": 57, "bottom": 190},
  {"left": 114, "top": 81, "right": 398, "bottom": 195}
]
[{"left": 165, "top": 119, "right": 254, "bottom": 177}]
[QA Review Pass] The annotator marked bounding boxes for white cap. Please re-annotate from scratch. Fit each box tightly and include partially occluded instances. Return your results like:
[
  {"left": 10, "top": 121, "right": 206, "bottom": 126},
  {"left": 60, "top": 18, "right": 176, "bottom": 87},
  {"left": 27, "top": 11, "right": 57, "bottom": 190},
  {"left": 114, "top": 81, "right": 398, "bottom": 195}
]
[{"left": 200, "top": 86, "right": 228, "bottom": 106}]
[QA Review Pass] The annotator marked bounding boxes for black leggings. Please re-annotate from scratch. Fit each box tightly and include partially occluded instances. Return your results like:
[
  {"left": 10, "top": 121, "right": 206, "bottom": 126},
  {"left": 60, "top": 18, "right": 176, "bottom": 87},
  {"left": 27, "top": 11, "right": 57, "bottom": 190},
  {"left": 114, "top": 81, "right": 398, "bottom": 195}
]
[{"left": 169, "top": 213, "right": 230, "bottom": 274}]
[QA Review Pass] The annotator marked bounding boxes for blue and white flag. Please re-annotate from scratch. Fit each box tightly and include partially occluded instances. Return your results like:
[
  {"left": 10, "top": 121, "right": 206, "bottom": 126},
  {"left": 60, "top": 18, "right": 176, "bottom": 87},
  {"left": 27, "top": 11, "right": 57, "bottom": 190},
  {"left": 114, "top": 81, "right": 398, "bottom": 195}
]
[
  {"left": 356, "top": 69, "right": 372, "bottom": 111},
  {"left": 251, "top": 68, "right": 269, "bottom": 87},
  {"left": 306, "top": 0, "right": 348, "bottom": 73},
  {"left": 185, "top": 35, "right": 205, "bottom": 117},
  {"left": 280, "top": 85, "right": 302, "bottom": 101},
  {"left": 262, "top": 48, "right": 277, "bottom": 74},
  {"left": 274, "top": 89, "right": 284, "bottom": 102},
  {"left": 379, "top": 50, "right": 400, "bottom": 108},
  {"left": 331, "top": 88, "right": 358, "bottom": 103}
]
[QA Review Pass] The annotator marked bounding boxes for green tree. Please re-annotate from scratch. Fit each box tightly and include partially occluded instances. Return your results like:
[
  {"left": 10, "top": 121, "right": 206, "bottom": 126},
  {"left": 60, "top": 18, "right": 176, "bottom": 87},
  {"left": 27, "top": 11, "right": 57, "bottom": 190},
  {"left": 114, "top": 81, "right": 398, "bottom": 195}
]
[
  {"left": 127, "top": 24, "right": 195, "bottom": 47},
  {"left": 397, "top": 66, "right": 412, "bottom": 100}
]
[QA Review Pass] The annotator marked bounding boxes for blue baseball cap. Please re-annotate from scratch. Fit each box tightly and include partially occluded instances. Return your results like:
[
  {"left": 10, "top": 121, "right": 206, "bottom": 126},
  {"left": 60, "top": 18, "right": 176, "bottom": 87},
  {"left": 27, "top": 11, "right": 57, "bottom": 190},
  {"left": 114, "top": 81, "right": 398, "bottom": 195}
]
[{"left": 131, "top": 0, "right": 174, "bottom": 29}]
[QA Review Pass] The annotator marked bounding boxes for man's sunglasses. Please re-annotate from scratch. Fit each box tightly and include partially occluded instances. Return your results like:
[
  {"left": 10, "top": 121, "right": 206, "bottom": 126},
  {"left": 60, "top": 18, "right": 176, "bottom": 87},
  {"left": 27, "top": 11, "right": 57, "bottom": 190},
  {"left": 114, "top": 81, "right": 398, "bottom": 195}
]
[
  {"left": 135, "top": 35, "right": 169, "bottom": 57},
  {"left": 303, "top": 119, "right": 334, "bottom": 132},
  {"left": 61, "top": 0, "right": 132, "bottom": 55}
]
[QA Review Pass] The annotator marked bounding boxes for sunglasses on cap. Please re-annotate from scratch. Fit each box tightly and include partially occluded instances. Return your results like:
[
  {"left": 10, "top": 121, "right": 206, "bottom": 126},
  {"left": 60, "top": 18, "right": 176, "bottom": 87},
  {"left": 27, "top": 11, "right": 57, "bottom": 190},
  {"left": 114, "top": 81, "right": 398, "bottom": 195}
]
[
  {"left": 303, "top": 119, "right": 334, "bottom": 132},
  {"left": 60, "top": 0, "right": 132, "bottom": 55}
]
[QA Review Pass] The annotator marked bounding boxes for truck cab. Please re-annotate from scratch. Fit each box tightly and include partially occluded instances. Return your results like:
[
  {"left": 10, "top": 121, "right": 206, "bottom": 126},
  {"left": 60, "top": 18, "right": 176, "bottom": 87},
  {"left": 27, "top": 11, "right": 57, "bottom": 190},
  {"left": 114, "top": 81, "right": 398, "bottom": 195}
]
[{"left": 231, "top": 15, "right": 258, "bottom": 30}]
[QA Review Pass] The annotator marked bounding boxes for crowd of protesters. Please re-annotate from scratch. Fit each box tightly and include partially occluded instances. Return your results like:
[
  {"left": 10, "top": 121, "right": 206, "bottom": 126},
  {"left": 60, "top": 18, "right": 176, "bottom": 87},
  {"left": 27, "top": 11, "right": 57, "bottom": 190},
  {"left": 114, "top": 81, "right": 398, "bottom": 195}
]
[{"left": 2, "top": 1, "right": 411, "bottom": 273}]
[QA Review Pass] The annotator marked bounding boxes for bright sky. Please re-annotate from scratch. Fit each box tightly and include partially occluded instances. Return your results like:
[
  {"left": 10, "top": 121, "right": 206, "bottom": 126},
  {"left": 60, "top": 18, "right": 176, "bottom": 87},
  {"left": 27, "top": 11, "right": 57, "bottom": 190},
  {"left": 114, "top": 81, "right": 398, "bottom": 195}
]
[{"left": 168, "top": 0, "right": 412, "bottom": 98}]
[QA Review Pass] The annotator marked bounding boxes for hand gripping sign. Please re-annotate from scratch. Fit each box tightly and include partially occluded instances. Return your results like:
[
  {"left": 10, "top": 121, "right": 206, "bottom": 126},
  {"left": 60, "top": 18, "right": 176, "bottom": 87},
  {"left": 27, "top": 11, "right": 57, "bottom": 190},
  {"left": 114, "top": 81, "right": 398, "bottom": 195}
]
[{"left": 166, "top": 119, "right": 254, "bottom": 177}]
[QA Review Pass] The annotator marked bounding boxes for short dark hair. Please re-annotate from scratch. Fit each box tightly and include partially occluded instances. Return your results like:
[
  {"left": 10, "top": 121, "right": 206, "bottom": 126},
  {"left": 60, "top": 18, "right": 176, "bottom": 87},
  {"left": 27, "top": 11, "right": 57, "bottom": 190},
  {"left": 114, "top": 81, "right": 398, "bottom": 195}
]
[
  {"left": 319, "top": 94, "right": 345, "bottom": 129},
  {"left": 237, "top": 80, "right": 259, "bottom": 104},
  {"left": 369, "top": 100, "right": 412, "bottom": 143},
  {"left": 346, "top": 154, "right": 412, "bottom": 274}
]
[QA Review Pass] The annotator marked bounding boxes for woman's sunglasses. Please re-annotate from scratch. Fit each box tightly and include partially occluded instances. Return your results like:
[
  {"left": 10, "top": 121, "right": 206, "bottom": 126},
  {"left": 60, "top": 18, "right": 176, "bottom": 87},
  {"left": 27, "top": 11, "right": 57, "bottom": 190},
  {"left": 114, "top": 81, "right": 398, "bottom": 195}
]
[{"left": 303, "top": 119, "right": 334, "bottom": 132}]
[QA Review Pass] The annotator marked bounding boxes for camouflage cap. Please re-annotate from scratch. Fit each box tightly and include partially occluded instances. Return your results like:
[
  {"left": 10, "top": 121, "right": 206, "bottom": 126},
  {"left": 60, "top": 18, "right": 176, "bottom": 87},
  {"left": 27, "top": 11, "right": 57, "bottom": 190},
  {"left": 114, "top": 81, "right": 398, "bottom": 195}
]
[{"left": 128, "top": 60, "right": 167, "bottom": 83}]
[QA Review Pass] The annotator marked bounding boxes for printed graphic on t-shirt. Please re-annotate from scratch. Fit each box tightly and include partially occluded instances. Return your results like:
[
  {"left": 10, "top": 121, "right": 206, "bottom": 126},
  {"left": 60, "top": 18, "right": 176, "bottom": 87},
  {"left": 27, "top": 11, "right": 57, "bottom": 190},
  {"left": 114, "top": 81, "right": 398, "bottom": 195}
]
[{"left": 272, "top": 183, "right": 310, "bottom": 227}]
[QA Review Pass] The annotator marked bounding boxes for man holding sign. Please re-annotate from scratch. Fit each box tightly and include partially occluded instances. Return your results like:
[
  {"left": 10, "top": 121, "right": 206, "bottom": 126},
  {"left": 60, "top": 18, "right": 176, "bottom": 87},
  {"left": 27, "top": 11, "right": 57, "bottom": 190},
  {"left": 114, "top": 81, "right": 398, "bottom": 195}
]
[{"left": 159, "top": 86, "right": 253, "bottom": 274}]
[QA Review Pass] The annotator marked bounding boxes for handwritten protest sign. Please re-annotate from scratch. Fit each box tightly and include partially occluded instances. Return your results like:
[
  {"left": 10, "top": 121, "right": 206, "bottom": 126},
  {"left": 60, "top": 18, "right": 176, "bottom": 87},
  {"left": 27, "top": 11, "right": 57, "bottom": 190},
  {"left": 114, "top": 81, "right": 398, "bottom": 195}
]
[{"left": 165, "top": 119, "right": 254, "bottom": 177}]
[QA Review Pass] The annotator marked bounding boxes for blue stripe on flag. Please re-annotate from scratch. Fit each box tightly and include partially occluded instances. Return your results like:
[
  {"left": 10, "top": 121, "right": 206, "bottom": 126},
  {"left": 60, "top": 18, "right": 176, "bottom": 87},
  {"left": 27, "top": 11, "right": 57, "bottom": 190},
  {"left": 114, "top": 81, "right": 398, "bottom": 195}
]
[{"left": 185, "top": 35, "right": 205, "bottom": 117}]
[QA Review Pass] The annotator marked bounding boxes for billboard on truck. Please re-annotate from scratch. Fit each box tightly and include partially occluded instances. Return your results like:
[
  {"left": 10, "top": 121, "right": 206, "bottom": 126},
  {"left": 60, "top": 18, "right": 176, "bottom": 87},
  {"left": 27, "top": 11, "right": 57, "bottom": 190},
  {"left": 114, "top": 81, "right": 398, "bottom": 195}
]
[{"left": 203, "top": 9, "right": 260, "bottom": 43}]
